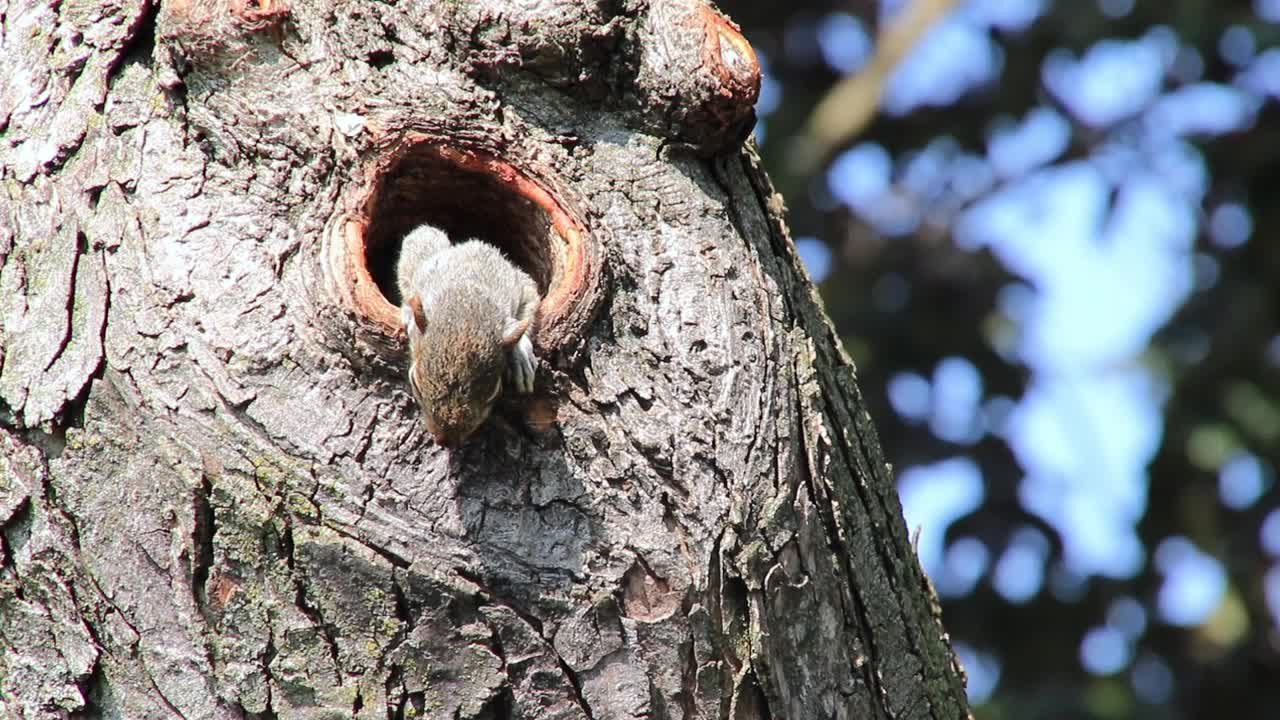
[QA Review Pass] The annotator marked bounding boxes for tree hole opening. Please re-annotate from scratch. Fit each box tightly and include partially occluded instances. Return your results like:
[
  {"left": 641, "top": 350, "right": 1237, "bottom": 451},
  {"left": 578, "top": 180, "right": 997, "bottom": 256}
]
[
  {"left": 363, "top": 146, "right": 555, "bottom": 306},
  {"left": 342, "top": 139, "right": 603, "bottom": 352}
]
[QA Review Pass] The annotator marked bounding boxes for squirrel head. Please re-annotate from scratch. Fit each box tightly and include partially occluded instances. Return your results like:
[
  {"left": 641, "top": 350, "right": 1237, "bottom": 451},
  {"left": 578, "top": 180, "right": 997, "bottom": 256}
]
[{"left": 402, "top": 291, "right": 529, "bottom": 448}]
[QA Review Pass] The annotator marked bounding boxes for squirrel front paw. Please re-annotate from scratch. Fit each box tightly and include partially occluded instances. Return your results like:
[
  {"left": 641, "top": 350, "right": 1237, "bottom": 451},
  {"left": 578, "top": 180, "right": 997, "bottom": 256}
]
[{"left": 509, "top": 334, "right": 536, "bottom": 394}]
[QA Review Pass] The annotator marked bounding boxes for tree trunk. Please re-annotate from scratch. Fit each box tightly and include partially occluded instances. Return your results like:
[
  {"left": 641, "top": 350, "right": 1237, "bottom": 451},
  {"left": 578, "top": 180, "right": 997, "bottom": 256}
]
[{"left": 0, "top": 1, "right": 970, "bottom": 718}]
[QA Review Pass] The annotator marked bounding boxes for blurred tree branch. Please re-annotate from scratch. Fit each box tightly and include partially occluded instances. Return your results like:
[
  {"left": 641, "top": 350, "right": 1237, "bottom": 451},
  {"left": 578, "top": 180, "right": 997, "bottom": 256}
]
[{"left": 794, "top": 0, "right": 958, "bottom": 174}]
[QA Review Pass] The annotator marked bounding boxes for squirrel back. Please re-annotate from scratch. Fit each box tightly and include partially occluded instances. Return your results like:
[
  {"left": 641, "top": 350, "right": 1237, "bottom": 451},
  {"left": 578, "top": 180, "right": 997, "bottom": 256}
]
[{"left": 396, "top": 224, "right": 452, "bottom": 304}]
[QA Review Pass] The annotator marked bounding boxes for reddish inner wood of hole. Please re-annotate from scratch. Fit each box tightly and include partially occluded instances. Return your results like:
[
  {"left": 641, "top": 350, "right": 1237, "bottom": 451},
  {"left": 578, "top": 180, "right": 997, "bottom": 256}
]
[{"left": 342, "top": 141, "right": 589, "bottom": 345}]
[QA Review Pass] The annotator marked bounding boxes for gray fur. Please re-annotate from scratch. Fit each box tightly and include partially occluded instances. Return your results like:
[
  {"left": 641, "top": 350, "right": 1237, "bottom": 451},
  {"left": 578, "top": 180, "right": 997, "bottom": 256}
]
[{"left": 396, "top": 223, "right": 540, "bottom": 446}]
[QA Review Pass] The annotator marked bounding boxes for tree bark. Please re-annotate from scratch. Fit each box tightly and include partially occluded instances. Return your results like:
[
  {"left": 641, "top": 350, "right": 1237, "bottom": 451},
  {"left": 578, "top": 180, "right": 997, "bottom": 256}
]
[{"left": 0, "top": 1, "right": 970, "bottom": 718}]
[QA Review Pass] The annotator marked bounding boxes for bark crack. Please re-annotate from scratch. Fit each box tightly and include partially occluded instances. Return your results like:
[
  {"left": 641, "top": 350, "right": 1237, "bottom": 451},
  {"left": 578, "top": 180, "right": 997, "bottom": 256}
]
[
  {"left": 143, "top": 670, "right": 193, "bottom": 720},
  {"left": 549, "top": 645, "right": 596, "bottom": 720},
  {"left": 37, "top": 232, "right": 85, "bottom": 381},
  {"left": 377, "top": 570, "right": 415, "bottom": 716},
  {"left": 256, "top": 625, "right": 280, "bottom": 720},
  {"left": 455, "top": 567, "right": 597, "bottom": 720},
  {"left": 191, "top": 468, "right": 216, "bottom": 617},
  {"left": 70, "top": 651, "right": 106, "bottom": 718},
  {"left": 473, "top": 686, "right": 515, "bottom": 720},
  {"left": 106, "top": 0, "right": 159, "bottom": 86},
  {"left": 281, "top": 520, "right": 345, "bottom": 681},
  {"left": 0, "top": 496, "right": 32, "bottom": 602},
  {"left": 323, "top": 520, "right": 411, "bottom": 569}
]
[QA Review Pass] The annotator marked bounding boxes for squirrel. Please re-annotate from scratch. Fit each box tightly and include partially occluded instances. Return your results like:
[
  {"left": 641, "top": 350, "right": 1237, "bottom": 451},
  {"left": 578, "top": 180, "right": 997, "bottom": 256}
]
[{"left": 396, "top": 223, "right": 540, "bottom": 448}]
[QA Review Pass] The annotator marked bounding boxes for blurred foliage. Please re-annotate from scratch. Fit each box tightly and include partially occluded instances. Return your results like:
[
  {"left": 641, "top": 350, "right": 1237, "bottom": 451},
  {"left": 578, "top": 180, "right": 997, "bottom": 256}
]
[{"left": 717, "top": 0, "right": 1280, "bottom": 718}]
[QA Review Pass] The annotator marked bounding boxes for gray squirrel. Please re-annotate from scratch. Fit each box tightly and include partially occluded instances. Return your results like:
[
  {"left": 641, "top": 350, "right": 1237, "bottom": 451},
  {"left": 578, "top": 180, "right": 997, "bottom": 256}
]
[{"left": 396, "top": 223, "right": 540, "bottom": 447}]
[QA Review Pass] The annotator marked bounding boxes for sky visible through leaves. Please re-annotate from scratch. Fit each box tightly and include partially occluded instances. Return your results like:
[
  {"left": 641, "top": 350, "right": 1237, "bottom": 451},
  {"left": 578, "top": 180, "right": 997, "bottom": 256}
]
[{"left": 747, "top": 0, "right": 1280, "bottom": 706}]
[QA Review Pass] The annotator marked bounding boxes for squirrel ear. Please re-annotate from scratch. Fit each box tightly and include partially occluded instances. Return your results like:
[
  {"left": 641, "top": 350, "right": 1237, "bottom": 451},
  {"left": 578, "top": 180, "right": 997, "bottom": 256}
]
[
  {"left": 403, "top": 295, "right": 427, "bottom": 334},
  {"left": 501, "top": 316, "right": 530, "bottom": 347}
]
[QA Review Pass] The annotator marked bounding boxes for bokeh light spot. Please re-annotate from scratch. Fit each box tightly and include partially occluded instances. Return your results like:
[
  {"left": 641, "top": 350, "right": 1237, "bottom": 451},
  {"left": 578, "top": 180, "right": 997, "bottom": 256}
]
[
  {"left": 899, "top": 458, "right": 985, "bottom": 576},
  {"left": 993, "top": 527, "right": 1050, "bottom": 603},
  {"left": 940, "top": 537, "right": 990, "bottom": 597},
  {"left": 1108, "top": 596, "right": 1148, "bottom": 639},
  {"left": 1265, "top": 566, "right": 1280, "bottom": 626},
  {"left": 885, "top": 15, "right": 1002, "bottom": 115},
  {"left": 1237, "top": 48, "right": 1280, "bottom": 98},
  {"left": 817, "top": 12, "right": 872, "bottom": 73},
  {"left": 828, "top": 142, "right": 891, "bottom": 208},
  {"left": 1219, "top": 25, "right": 1256, "bottom": 67},
  {"left": 955, "top": 642, "right": 1002, "bottom": 703},
  {"left": 988, "top": 106, "right": 1071, "bottom": 178},
  {"left": 1081, "top": 625, "right": 1132, "bottom": 675},
  {"left": 966, "top": 0, "right": 1046, "bottom": 32},
  {"left": 1218, "top": 453, "right": 1271, "bottom": 510},
  {"left": 931, "top": 356, "right": 985, "bottom": 444},
  {"left": 1260, "top": 509, "right": 1280, "bottom": 557},
  {"left": 1043, "top": 35, "right": 1167, "bottom": 127},
  {"left": 794, "top": 236, "right": 833, "bottom": 282},
  {"left": 1130, "top": 653, "right": 1175, "bottom": 704},
  {"left": 1258, "top": 0, "right": 1280, "bottom": 22},
  {"left": 1154, "top": 537, "right": 1227, "bottom": 626},
  {"left": 1098, "top": 0, "right": 1134, "bottom": 17},
  {"left": 889, "top": 372, "right": 932, "bottom": 422},
  {"left": 1209, "top": 202, "right": 1253, "bottom": 248}
]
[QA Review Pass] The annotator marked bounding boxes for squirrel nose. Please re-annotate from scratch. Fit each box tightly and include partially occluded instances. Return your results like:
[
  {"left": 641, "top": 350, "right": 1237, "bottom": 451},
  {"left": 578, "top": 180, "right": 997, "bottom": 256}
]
[{"left": 424, "top": 417, "right": 460, "bottom": 448}]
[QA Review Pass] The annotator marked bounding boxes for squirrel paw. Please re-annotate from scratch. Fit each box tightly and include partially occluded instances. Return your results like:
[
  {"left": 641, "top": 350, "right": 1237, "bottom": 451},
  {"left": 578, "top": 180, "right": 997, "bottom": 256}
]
[{"left": 509, "top": 334, "right": 537, "bottom": 394}]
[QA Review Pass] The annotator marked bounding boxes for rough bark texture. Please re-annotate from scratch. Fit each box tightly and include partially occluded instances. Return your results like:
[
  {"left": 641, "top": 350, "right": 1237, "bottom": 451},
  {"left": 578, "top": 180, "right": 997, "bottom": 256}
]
[{"left": 0, "top": 1, "right": 970, "bottom": 718}]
